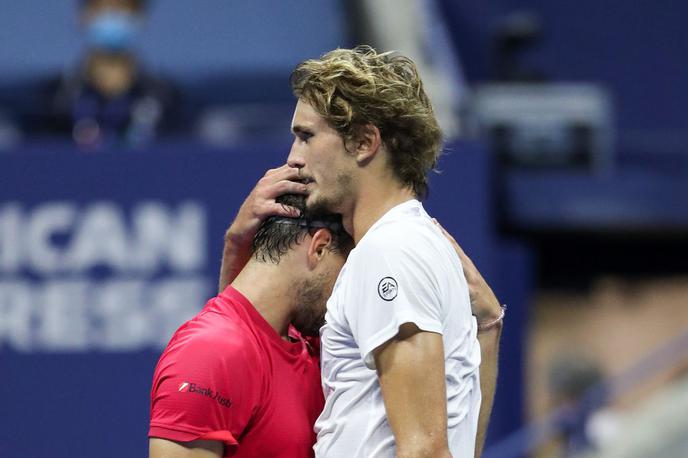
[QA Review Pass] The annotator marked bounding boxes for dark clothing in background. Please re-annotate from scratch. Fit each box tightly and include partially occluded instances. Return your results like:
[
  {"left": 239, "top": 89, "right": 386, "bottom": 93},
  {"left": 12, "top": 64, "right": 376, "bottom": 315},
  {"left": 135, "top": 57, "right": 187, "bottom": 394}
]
[{"left": 18, "top": 66, "right": 181, "bottom": 149}]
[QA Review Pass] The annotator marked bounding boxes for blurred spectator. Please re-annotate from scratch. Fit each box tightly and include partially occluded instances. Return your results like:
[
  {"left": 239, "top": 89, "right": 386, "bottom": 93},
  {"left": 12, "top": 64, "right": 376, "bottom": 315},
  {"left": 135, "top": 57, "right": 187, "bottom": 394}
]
[
  {"left": 22, "top": 0, "right": 179, "bottom": 150},
  {"left": 548, "top": 354, "right": 607, "bottom": 457},
  {"left": 0, "top": 110, "right": 22, "bottom": 151}
]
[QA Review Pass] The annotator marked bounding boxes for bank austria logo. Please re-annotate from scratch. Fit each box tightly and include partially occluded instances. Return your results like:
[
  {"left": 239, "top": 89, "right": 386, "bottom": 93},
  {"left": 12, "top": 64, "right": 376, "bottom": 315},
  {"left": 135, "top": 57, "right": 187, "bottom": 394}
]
[
  {"left": 377, "top": 276, "right": 398, "bottom": 301},
  {"left": 178, "top": 381, "right": 232, "bottom": 408}
]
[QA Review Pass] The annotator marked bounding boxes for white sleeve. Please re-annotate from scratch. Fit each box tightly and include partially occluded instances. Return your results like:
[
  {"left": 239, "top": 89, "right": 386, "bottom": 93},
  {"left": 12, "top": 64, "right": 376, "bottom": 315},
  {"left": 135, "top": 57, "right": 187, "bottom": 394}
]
[{"left": 345, "top": 232, "right": 445, "bottom": 370}]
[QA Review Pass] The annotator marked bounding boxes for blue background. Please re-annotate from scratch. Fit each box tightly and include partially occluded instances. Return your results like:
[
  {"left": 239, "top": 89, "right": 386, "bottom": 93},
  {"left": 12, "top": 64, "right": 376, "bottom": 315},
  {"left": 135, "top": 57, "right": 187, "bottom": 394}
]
[{"left": 0, "top": 141, "right": 530, "bottom": 457}]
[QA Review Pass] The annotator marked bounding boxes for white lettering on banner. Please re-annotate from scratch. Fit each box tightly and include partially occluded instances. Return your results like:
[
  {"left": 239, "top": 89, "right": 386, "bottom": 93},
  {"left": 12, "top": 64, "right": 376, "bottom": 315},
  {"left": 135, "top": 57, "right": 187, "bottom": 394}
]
[
  {"left": 0, "top": 204, "right": 21, "bottom": 273},
  {"left": 0, "top": 277, "right": 207, "bottom": 351},
  {"left": 27, "top": 202, "right": 76, "bottom": 274},
  {"left": 39, "top": 279, "right": 90, "bottom": 350},
  {"left": 0, "top": 281, "right": 32, "bottom": 351},
  {"left": 0, "top": 201, "right": 212, "bottom": 352},
  {"left": 66, "top": 204, "right": 129, "bottom": 272},
  {"left": 129, "top": 202, "right": 206, "bottom": 272},
  {"left": 0, "top": 201, "right": 207, "bottom": 274}
]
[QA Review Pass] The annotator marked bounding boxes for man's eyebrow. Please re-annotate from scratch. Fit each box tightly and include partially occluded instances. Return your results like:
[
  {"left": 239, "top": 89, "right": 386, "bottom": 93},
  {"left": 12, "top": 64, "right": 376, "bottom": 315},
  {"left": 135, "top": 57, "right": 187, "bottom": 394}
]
[{"left": 291, "top": 125, "right": 312, "bottom": 135}]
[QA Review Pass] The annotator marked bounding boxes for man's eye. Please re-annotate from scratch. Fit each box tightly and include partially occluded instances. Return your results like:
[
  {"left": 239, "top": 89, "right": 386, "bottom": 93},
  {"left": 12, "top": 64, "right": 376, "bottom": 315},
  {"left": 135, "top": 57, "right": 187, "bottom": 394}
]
[{"left": 298, "top": 132, "right": 313, "bottom": 142}]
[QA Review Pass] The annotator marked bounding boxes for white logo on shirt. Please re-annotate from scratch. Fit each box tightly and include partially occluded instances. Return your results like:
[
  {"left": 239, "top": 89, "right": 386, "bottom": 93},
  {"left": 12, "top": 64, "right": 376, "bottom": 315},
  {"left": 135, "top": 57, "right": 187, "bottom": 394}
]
[{"left": 377, "top": 277, "right": 398, "bottom": 301}]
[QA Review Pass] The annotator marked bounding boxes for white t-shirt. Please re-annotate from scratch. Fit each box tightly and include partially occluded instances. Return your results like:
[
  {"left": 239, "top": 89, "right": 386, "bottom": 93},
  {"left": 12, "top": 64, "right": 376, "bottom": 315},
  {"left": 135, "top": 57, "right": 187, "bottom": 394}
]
[{"left": 314, "top": 199, "right": 482, "bottom": 457}]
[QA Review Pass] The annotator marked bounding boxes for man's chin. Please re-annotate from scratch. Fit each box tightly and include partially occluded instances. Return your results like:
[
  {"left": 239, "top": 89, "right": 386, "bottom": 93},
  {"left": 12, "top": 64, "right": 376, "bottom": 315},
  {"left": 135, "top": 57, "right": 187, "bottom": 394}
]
[{"left": 306, "top": 194, "right": 336, "bottom": 215}]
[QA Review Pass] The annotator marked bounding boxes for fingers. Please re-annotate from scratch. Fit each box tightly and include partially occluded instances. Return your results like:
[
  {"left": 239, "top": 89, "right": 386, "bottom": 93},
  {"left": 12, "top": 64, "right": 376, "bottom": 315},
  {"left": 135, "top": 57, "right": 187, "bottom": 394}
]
[
  {"left": 431, "top": 218, "right": 502, "bottom": 319},
  {"left": 432, "top": 218, "right": 465, "bottom": 256},
  {"left": 251, "top": 164, "right": 307, "bottom": 218},
  {"left": 432, "top": 217, "right": 477, "bottom": 273},
  {"left": 265, "top": 164, "right": 301, "bottom": 181},
  {"left": 258, "top": 165, "right": 307, "bottom": 199},
  {"left": 432, "top": 218, "right": 451, "bottom": 238},
  {"left": 227, "top": 165, "right": 307, "bottom": 250},
  {"left": 272, "top": 179, "right": 308, "bottom": 196},
  {"left": 265, "top": 202, "right": 301, "bottom": 218}
]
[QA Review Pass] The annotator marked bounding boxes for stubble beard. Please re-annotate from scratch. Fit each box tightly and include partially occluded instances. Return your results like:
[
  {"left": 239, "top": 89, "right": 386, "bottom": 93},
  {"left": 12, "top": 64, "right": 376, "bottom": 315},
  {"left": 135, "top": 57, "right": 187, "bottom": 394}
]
[
  {"left": 306, "top": 171, "right": 353, "bottom": 216},
  {"left": 292, "top": 273, "right": 329, "bottom": 337}
]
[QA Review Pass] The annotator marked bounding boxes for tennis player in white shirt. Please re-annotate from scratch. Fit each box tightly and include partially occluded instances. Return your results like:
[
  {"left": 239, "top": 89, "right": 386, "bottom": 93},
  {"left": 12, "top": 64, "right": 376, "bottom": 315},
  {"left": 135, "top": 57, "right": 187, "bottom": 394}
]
[{"left": 277, "top": 46, "right": 505, "bottom": 457}]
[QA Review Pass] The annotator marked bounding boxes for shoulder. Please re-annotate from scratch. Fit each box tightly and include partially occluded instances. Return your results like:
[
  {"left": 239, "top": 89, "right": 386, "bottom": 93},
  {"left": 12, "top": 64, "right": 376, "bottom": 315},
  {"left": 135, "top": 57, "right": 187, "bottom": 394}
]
[
  {"left": 157, "top": 308, "right": 260, "bottom": 377},
  {"left": 180, "top": 327, "right": 253, "bottom": 361},
  {"left": 151, "top": 309, "right": 264, "bottom": 410},
  {"left": 355, "top": 215, "right": 445, "bottom": 265},
  {"left": 342, "top": 213, "right": 460, "bottom": 300}
]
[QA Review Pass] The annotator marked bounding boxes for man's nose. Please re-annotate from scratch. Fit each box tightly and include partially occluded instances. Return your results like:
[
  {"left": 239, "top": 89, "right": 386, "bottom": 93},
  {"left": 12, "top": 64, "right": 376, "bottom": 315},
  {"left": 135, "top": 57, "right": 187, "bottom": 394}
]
[{"left": 287, "top": 145, "right": 304, "bottom": 169}]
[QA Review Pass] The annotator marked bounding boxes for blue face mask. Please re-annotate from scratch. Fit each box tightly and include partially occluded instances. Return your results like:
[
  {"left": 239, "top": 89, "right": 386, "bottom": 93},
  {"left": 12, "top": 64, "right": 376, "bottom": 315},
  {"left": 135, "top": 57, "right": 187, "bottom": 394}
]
[{"left": 86, "top": 11, "right": 141, "bottom": 52}]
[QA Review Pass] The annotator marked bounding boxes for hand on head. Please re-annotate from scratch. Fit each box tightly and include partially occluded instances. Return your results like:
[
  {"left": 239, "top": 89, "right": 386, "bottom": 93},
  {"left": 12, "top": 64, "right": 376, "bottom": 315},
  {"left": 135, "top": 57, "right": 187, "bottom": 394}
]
[{"left": 226, "top": 164, "right": 309, "bottom": 247}]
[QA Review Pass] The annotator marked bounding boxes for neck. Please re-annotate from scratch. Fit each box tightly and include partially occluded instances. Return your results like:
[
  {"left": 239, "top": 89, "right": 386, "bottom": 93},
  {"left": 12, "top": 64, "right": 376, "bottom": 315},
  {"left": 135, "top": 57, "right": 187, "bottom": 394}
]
[
  {"left": 343, "top": 171, "right": 416, "bottom": 245},
  {"left": 230, "top": 258, "right": 294, "bottom": 338},
  {"left": 85, "top": 52, "right": 137, "bottom": 98}
]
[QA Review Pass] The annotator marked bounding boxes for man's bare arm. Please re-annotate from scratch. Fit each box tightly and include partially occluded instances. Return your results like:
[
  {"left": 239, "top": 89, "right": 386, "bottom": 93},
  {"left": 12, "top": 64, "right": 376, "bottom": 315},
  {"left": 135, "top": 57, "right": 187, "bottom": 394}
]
[
  {"left": 374, "top": 324, "right": 452, "bottom": 458},
  {"left": 433, "top": 219, "right": 503, "bottom": 458},
  {"left": 474, "top": 323, "right": 501, "bottom": 457},
  {"left": 149, "top": 438, "right": 223, "bottom": 458},
  {"left": 218, "top": 165, "right": 307, "bottom": 292}
]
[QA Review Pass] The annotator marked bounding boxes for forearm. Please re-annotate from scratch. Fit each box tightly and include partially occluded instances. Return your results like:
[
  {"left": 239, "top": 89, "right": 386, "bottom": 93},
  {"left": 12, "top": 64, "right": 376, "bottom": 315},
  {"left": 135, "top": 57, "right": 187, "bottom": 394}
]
[
  {"left": 397, "top": 441, "right": 452, "bottom": 458},
  {"left": 218, "top": 228, "right": 252, "bottom": 293},
  {"left": 149, "top": 438, "right": 223, "bottom": 458},
  {"left": 474, "top": 322, "right": 502, "bottom": 458},
  {"left": 398, "top": 444, "right": 452, "bottom": 458},
  {"left": 431, "top": 219, "right": 502, "bottom": 456}
]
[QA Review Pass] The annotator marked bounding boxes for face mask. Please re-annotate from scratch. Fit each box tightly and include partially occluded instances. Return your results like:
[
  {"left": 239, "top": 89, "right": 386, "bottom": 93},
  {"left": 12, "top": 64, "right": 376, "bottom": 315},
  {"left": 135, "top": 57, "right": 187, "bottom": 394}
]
[{"left": 86, "top": 11, "right": 141, "bottom": 53}]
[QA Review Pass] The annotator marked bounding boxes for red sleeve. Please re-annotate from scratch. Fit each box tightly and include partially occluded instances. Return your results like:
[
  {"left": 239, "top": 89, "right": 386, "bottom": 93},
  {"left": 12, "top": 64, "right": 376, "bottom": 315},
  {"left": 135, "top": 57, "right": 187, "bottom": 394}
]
[{"left": 149, "top": 329, "right": 262, "bottom": 454}]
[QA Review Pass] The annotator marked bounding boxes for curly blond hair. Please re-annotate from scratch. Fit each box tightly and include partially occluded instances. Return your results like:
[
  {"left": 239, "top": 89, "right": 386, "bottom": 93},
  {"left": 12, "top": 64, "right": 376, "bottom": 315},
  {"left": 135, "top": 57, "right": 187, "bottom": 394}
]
[{"left": 290, "top": 45, "right": 443, "bottom": 199}]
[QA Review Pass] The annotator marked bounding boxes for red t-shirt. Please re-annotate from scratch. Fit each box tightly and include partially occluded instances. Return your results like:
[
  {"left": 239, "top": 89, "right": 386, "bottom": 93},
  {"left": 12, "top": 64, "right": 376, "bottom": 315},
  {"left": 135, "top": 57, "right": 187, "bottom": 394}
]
[{"left": 149, "top": 286, "right": 324, "bottom": 457}]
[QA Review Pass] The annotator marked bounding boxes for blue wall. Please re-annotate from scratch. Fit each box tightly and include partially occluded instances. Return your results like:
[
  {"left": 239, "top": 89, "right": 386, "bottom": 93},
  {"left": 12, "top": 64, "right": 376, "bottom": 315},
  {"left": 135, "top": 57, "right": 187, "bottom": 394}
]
[
  {"left": 0, "top": 140, "right": 530, "bottom": 456},
  {"left": 0, "top": 0, "right": 349, "bottom": 81}
]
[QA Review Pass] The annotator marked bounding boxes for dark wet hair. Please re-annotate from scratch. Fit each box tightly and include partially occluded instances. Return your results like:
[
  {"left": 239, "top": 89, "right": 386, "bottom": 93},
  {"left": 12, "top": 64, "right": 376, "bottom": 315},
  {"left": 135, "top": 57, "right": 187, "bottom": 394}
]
[{"left": 251, "top": 194, "right": 353, "bottom": 264}]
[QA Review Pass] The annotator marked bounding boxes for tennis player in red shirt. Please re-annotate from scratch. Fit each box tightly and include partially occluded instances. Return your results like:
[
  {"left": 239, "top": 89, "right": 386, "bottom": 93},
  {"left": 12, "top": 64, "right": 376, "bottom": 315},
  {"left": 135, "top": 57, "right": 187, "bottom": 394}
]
[
  {"left": 149, "top": 165, "right": 502, "bottom": 457},
  {"left": 149, "top": 190, "right": 353, "bottom": 458}
]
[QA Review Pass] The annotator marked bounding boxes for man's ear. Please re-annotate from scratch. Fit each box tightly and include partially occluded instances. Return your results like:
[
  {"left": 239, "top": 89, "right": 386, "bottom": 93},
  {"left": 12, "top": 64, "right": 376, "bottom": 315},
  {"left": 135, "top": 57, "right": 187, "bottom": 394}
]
[
  {"left": 307, "top": 228, "right": 333, "bottom": 269},
  {"left": 353, "top": 124, "right": 382, "bottom": 165}
]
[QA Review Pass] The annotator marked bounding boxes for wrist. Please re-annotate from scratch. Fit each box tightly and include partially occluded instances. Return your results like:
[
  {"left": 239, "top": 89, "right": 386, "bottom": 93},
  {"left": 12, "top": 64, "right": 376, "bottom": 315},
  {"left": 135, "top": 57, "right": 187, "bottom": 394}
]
[
  {"left": 478, "top": 304, "right": 503, "bottom": 322},
  {"left": 477, "top": 305, "right": 506, "bottom": 332},
  {"left": 225, "top": 226, "right": 248, "bottom": 244},
  {"left": 473, "top": 293, "right": 502, "bottom": 322}
]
